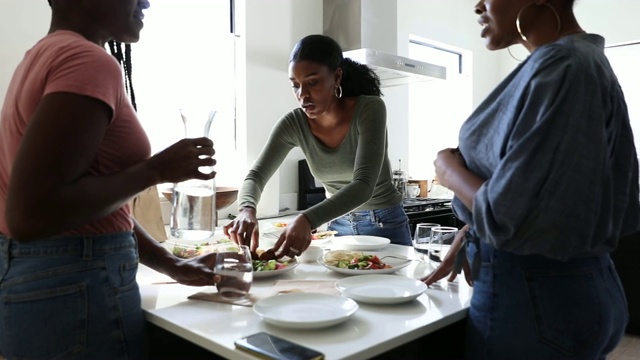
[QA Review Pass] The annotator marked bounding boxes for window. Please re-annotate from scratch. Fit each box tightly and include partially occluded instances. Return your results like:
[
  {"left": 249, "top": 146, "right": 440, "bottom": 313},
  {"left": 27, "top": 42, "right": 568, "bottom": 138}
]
[
  {"left": 132, "top": 0, "right": 240, "bottom": 187},
  {"left": 605, "top": 42, "right": 640, "bottom": 156},
  {"left": 406, "top": 36, "right": 473, "bottom": 181}
]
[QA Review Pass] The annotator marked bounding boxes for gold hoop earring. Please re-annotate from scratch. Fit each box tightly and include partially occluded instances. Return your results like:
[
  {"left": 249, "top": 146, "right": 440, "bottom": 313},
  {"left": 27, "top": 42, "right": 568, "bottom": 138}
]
[
  {"left": 507, "top": 46, "right": 524, "bottom": 62},
  {"left": 516, "top": 2, "right": 561, "bottom": 44},
  {"left": 334, "top": 84, "right": 343, "bottom": 99}
]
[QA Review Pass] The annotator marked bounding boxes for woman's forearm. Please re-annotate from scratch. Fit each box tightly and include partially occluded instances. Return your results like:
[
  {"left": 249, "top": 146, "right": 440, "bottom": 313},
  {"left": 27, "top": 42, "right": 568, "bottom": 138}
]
[
  {"left": 443, "top": 166, "right": 484, "bottom": 212},
  {"left": 135, "top": 219, "right": 177, "bottom": 275}
]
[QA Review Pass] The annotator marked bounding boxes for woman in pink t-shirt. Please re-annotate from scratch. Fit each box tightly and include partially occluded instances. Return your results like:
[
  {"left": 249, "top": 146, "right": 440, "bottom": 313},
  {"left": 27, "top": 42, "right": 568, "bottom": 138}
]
[{"left": 0, "top": 1, "right": 219, "bottom": 358}]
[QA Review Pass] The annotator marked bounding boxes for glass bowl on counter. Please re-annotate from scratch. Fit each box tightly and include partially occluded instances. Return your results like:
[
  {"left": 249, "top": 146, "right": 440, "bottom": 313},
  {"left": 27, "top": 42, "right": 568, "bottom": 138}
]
[{"left": 166, "top": 238, "right": 234, "bottom": 259}]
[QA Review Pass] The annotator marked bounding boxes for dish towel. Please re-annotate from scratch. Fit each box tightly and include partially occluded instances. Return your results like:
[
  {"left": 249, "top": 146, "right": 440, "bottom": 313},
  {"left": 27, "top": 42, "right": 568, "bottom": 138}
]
[{"left": 188, "top": 280, "right": 340, "bottom": 307}]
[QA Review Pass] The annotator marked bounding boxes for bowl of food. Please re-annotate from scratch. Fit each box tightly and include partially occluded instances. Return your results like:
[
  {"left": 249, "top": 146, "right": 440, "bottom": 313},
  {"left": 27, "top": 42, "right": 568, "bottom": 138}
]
[
  {"left": 167, "top": 240, "right": 218, "bottom": 259},
  {"left": 319, "top": 250, "right": 411, "bottom": 275},
  {"left": 167, "top": 237, "right": 234, "bottom": 259}
]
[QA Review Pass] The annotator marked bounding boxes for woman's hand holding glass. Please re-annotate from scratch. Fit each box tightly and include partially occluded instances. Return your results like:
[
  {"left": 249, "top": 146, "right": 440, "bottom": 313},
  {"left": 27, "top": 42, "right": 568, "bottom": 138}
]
[
  {"left": 213, "top": 244, "right": 253, "bottom": 299},
  {"left": 165, "top": 252, "right": 221, "bottom": 287}
]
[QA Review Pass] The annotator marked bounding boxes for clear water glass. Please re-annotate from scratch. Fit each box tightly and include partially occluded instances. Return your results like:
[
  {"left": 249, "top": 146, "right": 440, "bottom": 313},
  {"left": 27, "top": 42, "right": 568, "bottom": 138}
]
[
  {"left": 412, "top": 223, "right": 440, "bottom": 262},
  {"left": 429, "top": 226, "right": 458, "bottom": 265},
  {"left": 214, "top": 244, "right": 253, "bottom": 299}
]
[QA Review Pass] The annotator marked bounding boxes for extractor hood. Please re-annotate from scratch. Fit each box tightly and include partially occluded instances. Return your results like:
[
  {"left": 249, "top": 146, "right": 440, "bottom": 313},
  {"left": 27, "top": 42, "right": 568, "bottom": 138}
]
[{"left": 323, "top": 0, "right": 446, "bottom": 87}]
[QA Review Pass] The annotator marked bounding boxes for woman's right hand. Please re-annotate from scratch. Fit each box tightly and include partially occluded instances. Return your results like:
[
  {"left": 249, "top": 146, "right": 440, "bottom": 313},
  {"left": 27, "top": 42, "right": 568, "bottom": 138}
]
[
  {"left": 223, "top": 207, "right": 260, "bottom": 252},
  {"left": 146, "top": 137, "right": 216, "bottom": 184}
]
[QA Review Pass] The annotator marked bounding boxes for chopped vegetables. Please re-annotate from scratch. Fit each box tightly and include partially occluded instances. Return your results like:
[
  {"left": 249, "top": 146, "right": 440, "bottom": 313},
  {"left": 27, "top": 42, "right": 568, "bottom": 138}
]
[
  {"left": 331, "top": 253, "right": 392, "bottom": 270},
  {"left": 171, "top": 242, "right": 216, "bottom": 259},
  {"left": 252, "top": 259, "right": 292, "bottom": 272}
]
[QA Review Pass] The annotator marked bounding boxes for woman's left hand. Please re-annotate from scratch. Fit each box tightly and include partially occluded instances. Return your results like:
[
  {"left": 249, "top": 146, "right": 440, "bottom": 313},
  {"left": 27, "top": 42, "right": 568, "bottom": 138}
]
[
  {"left": 166, "top": 253, "right": 221, "bottom": 286},
  {"left": 271, "top": 214, "right": 312, "bottom": 259}
]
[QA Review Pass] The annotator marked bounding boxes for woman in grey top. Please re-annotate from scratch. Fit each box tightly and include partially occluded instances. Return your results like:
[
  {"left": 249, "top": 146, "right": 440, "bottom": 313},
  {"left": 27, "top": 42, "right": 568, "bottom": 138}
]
[
  {"left": 431, "top": 0, "right": 639, "bottom": 359},
  {"left": 224, "top": 34, "right": 411, "bottom": 257}
]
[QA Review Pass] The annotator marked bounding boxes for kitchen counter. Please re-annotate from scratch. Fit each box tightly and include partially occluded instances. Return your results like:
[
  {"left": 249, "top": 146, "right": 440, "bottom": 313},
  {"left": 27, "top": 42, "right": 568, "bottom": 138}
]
[{"left": 138, "top": 239, "right": 472, "bottom": 359}]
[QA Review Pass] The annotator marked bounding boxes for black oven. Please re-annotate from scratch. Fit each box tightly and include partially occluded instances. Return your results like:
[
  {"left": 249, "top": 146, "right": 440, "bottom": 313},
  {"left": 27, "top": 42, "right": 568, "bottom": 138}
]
[{"left": 403, "top": 198, "right": 464, "bottom": 235}]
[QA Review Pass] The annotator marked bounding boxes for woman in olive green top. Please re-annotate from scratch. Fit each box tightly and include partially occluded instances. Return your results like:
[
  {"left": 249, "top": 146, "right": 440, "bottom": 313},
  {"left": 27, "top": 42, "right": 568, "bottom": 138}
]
[{"left": 224, "top": 34, "right": 411, "bottom": 258}]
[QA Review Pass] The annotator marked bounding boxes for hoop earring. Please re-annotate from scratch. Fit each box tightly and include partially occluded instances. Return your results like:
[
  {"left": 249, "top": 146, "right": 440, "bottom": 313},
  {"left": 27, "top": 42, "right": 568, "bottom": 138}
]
[
  {"left": 507, "top": 46, "right": 524, "bottom": 62},
  {"left": 334, "top": 84, "right": 343, "bottom": 99},
  {"left": 516, "top": 2, "right": 561, "bottom": 44}
]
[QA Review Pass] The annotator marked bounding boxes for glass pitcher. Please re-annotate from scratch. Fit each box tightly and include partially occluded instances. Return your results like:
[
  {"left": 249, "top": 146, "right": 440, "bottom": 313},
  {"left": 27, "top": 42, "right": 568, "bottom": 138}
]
[{"left": 170, "top": 109, "right": 217, "bottom": 241}]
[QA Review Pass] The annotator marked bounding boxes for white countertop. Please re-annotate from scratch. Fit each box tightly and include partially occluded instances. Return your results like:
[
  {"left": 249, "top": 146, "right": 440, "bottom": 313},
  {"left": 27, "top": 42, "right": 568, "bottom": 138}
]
[{"left": 138, "top": 237, "right": 472, "bottom": 360}]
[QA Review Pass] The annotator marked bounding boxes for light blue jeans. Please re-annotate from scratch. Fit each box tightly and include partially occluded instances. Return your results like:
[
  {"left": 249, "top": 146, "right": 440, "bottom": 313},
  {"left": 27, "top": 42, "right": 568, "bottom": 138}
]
[
  {"left": 327, "top": 203, "right": 412, "bottom": 246},
  {"left": 0, "top": 232, "right": 146, "bottom": 360},
  {"left": 465, "top": 241, "right": 628, "bottom": 360}
]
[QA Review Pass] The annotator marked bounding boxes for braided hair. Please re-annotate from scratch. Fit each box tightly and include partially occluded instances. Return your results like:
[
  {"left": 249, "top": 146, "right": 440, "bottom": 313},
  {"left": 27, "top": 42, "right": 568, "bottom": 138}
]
[
  {"left": 107, "top": 41, "right": 137, "bottom": 111},
  {"left": 289, "top": 34, "right": 382, "bottom": 97}
]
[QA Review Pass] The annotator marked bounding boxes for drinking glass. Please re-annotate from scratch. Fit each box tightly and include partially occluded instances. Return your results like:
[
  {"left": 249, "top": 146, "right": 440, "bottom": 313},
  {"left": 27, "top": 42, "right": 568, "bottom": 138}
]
[
  {"left": 214, "top": 244, "right": 253, "bottom": 299},
  {"left": 412, "top": 223, "right": 440, "bottom": 262},
  {"left": 429, "top": 226, "right": 458, "bottom": 265}
]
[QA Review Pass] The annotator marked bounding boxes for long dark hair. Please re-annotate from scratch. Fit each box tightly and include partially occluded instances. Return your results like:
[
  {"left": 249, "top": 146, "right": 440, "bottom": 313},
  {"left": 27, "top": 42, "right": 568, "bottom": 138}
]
[{"left": 289, "top": 34, "right": 382, "bottom": 97}]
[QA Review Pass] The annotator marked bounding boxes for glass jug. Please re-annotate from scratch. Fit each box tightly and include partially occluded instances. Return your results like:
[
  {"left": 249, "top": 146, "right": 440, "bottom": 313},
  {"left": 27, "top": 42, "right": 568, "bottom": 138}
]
[{"left": 170, "top": 108, "right": 217, "bottom": 241}]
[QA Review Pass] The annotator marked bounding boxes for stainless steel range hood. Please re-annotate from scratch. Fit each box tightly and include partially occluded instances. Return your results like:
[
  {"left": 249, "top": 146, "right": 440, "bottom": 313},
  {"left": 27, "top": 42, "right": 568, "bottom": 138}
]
[{"left": 323, "top": 0, "right": 446, "bottom": 87}]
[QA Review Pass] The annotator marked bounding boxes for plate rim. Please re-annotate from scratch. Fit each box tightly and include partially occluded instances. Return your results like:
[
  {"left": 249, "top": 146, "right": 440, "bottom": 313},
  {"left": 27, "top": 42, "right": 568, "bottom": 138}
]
[
  {"left": 253, "top": 293, "right": 359, "bottom": 329},
  {"left": 335, "top": 274, "right": 427, "bottom": 304}
]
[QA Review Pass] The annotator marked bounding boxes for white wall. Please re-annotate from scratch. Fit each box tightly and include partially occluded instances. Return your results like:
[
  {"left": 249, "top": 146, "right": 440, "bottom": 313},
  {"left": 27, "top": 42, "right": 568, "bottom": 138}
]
[
  {"left": 500, "top": 0, "right": 640, "bottom": 77},
  {"left": 0, "top": 0, "right": 50, "bottom": 103},
  {"left": 398, "top": 0, "right": 502, "bottom": 109}
]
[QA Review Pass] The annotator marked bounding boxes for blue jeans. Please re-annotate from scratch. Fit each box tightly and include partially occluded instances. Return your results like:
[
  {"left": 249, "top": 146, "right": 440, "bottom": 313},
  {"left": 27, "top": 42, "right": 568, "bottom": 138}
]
[
  {"left": 327, "top": 203, "right": 412, "bottom": 246},
  {"left": 465, "top": 241, "right": 628, "bottom": 360},
  {"left": 0, "top": 232, "right": 146, "bottom": 360}
]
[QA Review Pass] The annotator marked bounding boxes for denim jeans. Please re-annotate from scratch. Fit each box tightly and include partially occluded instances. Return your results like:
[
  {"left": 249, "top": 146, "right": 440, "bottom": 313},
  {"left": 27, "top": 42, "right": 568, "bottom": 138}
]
[
  {"left": 0, "top": 232, "right": 146, "bottom": 360},
  {"left": 465, "top": 241, "right": 628, "bottom": 360},
  {"left": 327, "top": 203, "right": 412, "bottom": 246}
]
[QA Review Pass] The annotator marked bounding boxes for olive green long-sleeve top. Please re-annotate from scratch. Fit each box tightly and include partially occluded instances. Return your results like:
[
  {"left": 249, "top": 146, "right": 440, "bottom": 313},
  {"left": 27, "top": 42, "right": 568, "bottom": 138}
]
[{"left": 238, "top": 95, "right": 402, "bottom": 229}]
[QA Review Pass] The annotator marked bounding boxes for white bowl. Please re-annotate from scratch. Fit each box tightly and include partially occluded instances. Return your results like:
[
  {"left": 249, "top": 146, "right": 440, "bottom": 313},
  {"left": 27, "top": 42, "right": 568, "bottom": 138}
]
[{"left": 298, "top": 245, "right": 324, "bottom": 263}]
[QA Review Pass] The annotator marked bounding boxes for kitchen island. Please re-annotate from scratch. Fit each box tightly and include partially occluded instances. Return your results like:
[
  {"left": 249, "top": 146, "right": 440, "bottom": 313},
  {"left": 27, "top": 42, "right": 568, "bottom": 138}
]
[{"left": 138, "top": 240, "right": 472, "bottom": 359}]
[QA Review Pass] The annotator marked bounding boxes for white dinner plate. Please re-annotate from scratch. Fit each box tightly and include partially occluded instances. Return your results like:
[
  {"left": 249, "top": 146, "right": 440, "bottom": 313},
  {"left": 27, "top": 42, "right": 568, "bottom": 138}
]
[
  {"left": 336, "top": 274, "right": 427, "bottom": 304},
  {"left": 252, "top": 259, "right": 299, "bottom": 279},
  {"left": 253, "top": 293, "right": 359, "bottom": 329},
  {"left": 319, "top": 250, "right": 411, "bottom": 275},
  {"left": 332, "top": 235, "right": 390, "bottom": 251}
]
